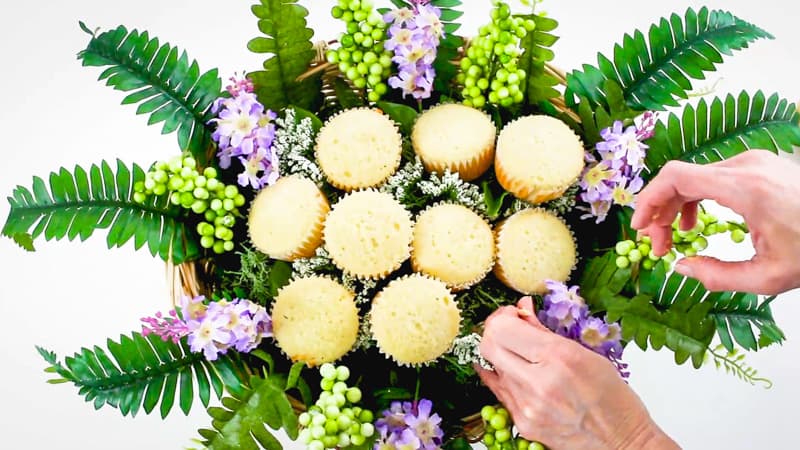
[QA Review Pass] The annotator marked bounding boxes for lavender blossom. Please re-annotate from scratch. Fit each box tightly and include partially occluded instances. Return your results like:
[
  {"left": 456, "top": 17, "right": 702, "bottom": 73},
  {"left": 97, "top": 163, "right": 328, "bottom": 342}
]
[
  {"left": 538, "top": 281, "right": 628, "bottom": 378},
  {"left": 375, "top": 399, "right": 444, "bottom": 450},
  {"left": 384, "top": 3, "right": 443, "bottom": 99},
  {"left": 579, "top": 115, "right": 654, "bottom": 222},
  {"left": 209, "top": 75, "right": 280, "bottom": 190}
]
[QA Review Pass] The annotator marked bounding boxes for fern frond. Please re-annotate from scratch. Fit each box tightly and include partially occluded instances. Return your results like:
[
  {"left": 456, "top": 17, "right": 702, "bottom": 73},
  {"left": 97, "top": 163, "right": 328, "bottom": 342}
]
[
  {"left": 706, "top": 344, "right": 772, "bottom": 388},
  {"left": 566, "top": 7, "right": 772, "bottom": 111},
  {"left": 644, "top": 91, "right": 800, "bottom": 177},
  {"left": 199, "top": 375, "right": 299, "bottom": 450},
  {"left": 37, "top": 332, "right": 247, "bottom": 418},
  {"left": 708, "top": 292, "right": 785, "bottom": 352},
  {"left": 2, "top": 160, "right": 201, "bottom": 263},
  {"left": 518, "top": 14, "right": 560, "bottom": 105},
  {"left": 248, "top": 0, "right": 320, "bottom": 112},
  {"left": 78, "top": 25, "right": 222, "bottom": 165}
]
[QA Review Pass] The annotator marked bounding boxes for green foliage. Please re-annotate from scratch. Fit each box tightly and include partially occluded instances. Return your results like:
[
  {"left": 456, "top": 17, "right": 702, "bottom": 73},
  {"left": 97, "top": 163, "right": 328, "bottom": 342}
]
[
  {"left": 2, "top": 160, "right": 201, "bottom": 264},
  {"left": 430, "top": 0, "right": 464, "bottom": 92},
  {"left": 78, "top": 24, "right": 221, "bottom": 166},
  {"left": 37, "top": 332, "right": 246, "bottom": 418},
  {"left": 9, "top": 232, "right": 35, "bottom": 251},
  {"left": 333, "top": 77, "right": 365, "bottom": 110},
  {"left": 706, "top": 344, "right": 772, "bottom": 388},
  {"left": 566, "top": 7, "right": 772, "bottom": 111},
  {"left": 517, "top": 14, "right": 560, "bottom": 105},
  {"left": 199, "top": 375, "right": 299, "bottom": 450},
  {"left": 581, "top": 253, "right": 714, "bottom": 368},
  {"left": 377, "top": 101, "right": 419, "bottom": 136},
  {"left": 708, "top": 292, "right": 785, "bottom": 352},
  {"left": 644, "top": 91, "right": 800, "bottom": 178},
  {"left": 574, "top": 80, "right": 639, "bottom": 145},
  {"left": 248, "top": 0, "right": 320, "bottom": 112},
  {"left": 222, "top": 246, "right": 292, "bottom": 304}
]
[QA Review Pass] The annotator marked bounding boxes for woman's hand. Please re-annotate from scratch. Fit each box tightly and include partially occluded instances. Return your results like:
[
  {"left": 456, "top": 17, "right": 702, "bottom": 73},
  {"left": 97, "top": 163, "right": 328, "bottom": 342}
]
[
  {"left": 477, "top": 297, "right": 678, "bottom": 450},
  {"left": 631, "top": 150, "right": 800, "bottom": 295}
]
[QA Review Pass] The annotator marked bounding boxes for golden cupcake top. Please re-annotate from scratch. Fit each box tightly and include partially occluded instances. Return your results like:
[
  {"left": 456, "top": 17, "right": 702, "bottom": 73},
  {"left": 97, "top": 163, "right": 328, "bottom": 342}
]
[
  {"left": 323, "top": 189, "right": 414, "bottom": 279},
  {"left": 369, "top": 274, "right": 461, "bottom": 366},
  {"left": 494, "top": 115, "right": 584, "bottom": 204},
  {"left": 247, "top": 175, "right": 329, "bottom": 261},
  {"left": 494, "top": 208, "right": 577, "bottom": 294},
  {"left": 411, "top": 103, "right": 496, "bottom": 181},
  {"left": 271, "top": 276, "right": 359, "bottom": 367},
  {"left": 315, "top": 108, "right": 403, "bottom": 191},
  {"left": 411, "top": 203, "right": 495, "bottom": 290}
]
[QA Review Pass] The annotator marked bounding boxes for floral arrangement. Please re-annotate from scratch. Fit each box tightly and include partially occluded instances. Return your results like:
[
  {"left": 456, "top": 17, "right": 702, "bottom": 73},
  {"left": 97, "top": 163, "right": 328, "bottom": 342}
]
[{"left": 5, "top": 1, "right": 799, "bottom": 449}]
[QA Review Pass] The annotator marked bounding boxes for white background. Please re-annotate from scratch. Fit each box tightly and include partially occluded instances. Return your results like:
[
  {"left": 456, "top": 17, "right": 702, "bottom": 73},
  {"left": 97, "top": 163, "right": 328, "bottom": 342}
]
[{"left": 1, "top": 1, "right": 798, "bottom": 449}]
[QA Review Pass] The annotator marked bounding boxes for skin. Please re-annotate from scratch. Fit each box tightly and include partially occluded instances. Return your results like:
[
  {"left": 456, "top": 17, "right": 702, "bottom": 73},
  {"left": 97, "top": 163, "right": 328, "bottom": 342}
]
[
  {"left": 478, "top": 297, "right": 679, "bottom": 450},
  {"left": 478, "top": 150, "right": 800, "bottom": 448},
  {"left": 631, "top": 150, "right": 800, "bottom": 295}
]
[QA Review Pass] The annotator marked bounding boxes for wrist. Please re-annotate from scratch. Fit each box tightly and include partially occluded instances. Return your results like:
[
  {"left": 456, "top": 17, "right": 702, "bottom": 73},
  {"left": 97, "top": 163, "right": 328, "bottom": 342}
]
[{"left": 616, "top": 419, "right": 679, "bottom": 450}]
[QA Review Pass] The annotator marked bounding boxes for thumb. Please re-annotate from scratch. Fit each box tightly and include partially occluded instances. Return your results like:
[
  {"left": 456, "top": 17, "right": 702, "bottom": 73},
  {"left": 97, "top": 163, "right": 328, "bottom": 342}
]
[
  {"left": 515, "top": 296, "right": 548, "bottom": 331},
  {"left": 674, "top": 256, "right": 764, "bottom": 293}
]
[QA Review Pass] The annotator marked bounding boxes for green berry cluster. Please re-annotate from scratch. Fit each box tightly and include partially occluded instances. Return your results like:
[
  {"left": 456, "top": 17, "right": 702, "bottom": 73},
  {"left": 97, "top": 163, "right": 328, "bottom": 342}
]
[
  {"left": 615, "top": 211, "right": 749, "bottom": 270},
  {"left": 327, "top": 0, "right": 393, "bottom": 102},
  {"left": 480, "top": 405, "right": 545, "bottom": 450},
  {"left": 457, "top": 1, "right": 534, "bottom": 108},
  {"left": 133, "top": 155, "right": 244, "bottom": 254},
  {"left": 298, "top": 364, "right": 375, "bottom": 450}
]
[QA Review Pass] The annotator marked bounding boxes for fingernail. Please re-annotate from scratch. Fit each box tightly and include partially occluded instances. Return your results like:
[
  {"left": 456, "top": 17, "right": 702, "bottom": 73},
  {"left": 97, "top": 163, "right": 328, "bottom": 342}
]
[
  {"left": 516, "top": 307, "right": 533, "bottom": 318},
  {"left": 675, "top": 260, "right": 693, "bottom": 277}
]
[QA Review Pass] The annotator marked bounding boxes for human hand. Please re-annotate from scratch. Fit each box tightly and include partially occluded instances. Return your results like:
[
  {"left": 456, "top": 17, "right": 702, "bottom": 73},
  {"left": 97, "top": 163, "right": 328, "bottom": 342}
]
[
  {"left": 477, "top": 297, "right": 678, "bottom": 450},
  {"left": 631, "top": 150, "right": 800, "bottom": 295}
]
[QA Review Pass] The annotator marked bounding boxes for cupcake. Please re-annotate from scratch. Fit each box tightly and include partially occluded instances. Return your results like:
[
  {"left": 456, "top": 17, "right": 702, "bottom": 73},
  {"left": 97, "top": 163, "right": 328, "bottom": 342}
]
[
  {"left": 315, "top": 108, "right": 403, "bottom": 191},
  {"left": 247, "top": 175, "right": 329, "bottom": 261},
  {"left": 412, "top": 103, "right": 496, "bottom": 181},
  {"left": 323, "top": 190, "right": 414, "bottom": 279},
  {"left": 272, "top": 276, "right": 359, "bottom": 366},
  {"left": 369, "top": 274, "right": 461, "bottom": 366},
  {"left": 494, "top": 208, "right": 576, "bottom": 294},
  {"left": 495, "top": 115, "right": 584, "bottom": 204},
  {"left": 411, "top": 203, "right": 495, "bottom": 290}
]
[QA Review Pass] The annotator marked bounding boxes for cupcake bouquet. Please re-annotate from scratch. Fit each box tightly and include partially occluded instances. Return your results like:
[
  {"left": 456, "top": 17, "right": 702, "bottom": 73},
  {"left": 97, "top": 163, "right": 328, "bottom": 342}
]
[{"left": 4, "top": 1, "right": 800, "bottom": 449}]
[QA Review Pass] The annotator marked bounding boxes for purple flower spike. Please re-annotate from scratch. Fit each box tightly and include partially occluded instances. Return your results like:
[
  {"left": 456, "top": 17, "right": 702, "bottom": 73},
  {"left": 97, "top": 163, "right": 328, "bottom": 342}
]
[
  {"left": 384, "top": 2, "right": 443, "bottom": 99},
  {"left": 579, "top": 117, "right": 653, "bottom": 222}
]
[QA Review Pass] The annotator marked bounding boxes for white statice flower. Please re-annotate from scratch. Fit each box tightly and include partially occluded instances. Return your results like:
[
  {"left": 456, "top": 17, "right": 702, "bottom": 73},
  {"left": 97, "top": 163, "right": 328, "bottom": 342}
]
[
  {"left": 274, "top": 108, "right": 323, "bottom": 184},
  {"left": 418, "top": 170, "right": 487, "bottom": 215},
  {"left": 342, "top": 273, "right": 378, "bottom": 305},
  {"left": 291, "top": 246, "right": 332, "bottom": 278},
  {"left": 380, "top": 157, "right": 425, "bottom": 203},
  {"left": 450, "top": 333, "right": 493, "bottom": 370},
  {"left": 353, "top": 314, "right": 374, "bottom": 351},
  {"left": 504, "top": 184, "right": 579, "bottom": 218}
]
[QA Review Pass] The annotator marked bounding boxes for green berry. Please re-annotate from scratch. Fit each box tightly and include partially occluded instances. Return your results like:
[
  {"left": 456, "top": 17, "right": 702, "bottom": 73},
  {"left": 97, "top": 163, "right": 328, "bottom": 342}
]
[
  {"left": 336, "top": 366, "right": 350, "bottom": 382},
  {"left": 223, "top": 241, "right": 234, "bottom": 252},
  {"left": 731, "top": 229, "right": 746, "bottom": 243},
  {"left": 638, "top": 243, "right": 651, "bottom": 256},
  {"left": 642, "top": 259, "right": 655, "bottom": 270},
  {"left": 359, "top": 409, "right": 374, "bottom": 423},
  {"left": 627, "top": 249, "right": 643, "bottom": 263},
  {"left": 299, "top": 412, "right": 312, "bottom": 427},
  {"left": 615, "top": 240, "right": 633, "bottom": 256},
  {"left": 345, "top": 387, "right": 361, "bottom": 404},
  {"left": 495, "top": 428, "right": 511, "bottom": 443},
  {"left": 483, "top": 434, "right": 495, "bottom": 446},
  {"left": 321, "top": 378, "right": 335, "bottom": 392},
  {"left": 529, "top": 442, "right": 546, "bottom": 450},
  {"left": 517, "top": 439, "right": 530, "bottom": 450},
  {"left": 332, "top": 381, "right": 348, "bottom": 395},
  {"left": 351, "top": 435, "right": 366, "bottom": 447},
  {"left": 200, "top": 236, "right": 215, "bottom": 249},
  {"left": 320, "top": 363, "right": 337, "bottom": 380},
  {"left": 325, "top": 418, "right": 339, "bottom": 434},
  {"left": 615, "top": 256, "right": 630, "bottom": 269},
  {"left": 489, "top": 414, "right": 507, "bottom": 431},
  {"left": 361, "top": 423, "right": 375, "bottom": 438},
  {"left": 691, "top": 236, "right": 708, "bottom": 252},
  {"left": 481, "top": 405, "right": 497, "bottom": 421},
  {"left": 212, "top": 241, "right": 225, "bottom": 254}
]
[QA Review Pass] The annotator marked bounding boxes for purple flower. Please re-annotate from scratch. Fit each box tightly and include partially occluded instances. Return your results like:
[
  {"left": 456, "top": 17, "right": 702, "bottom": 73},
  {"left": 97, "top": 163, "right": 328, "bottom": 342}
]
[
  {"left": 187, "top": 312, "right": 233, "bottom": 360},
  {"left": 141, "top": 309, "right": 189, "bottom": 344},
  {"left": 579, "top": 118, "right": 652, "bottom": 222},
  {"left": 404, "top": 399, "right": 443, "bottom": 450},
  {"left": 384, "top": 2, "right": 443, "bottom": 100},
  {"left": 538, "top": 280, "right": 588, "bottom": 336},
  {"left": 209, "top": 81, "right": 281, "bottom": 190},
  {"left": 225, "top": 74, "right": 255, "bottom": 97},
  {"left": 537, "top": 284, "right": 628, "bottom": 378}
]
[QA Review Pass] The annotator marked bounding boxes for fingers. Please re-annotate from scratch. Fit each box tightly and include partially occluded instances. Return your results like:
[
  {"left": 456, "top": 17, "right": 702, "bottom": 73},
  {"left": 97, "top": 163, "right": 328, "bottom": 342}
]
[
  {"left": 482, "top": 313, "right": 552, "bottom": 364},
  {"left": 674, "top": 255, "right": 783, "bottom": 294},
  {"left": 680, "top": 201, "right": 699, "bottom": 231},
  {"left": 516, "top": 296, "right": 548, "bottom": 331},
  {"left": 631, "top": 161, "right": 741, "bottom": 231}
]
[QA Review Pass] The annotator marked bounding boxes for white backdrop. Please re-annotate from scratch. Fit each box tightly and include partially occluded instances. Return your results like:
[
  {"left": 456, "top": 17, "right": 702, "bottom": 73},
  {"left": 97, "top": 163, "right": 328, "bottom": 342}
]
[{"left": 0, "top": 1, "right": 798, "bottom": 449}]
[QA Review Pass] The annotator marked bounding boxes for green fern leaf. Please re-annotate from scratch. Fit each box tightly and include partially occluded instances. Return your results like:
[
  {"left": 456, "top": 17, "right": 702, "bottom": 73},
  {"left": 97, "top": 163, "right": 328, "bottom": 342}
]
[
  {"left": 644, "top": 91, "right": 800, "bottom": 177},
  {"left": 708, "top": 292, "right": 785, "bottom": 352},
  {"left": 201, "top": 375, "right": 298, "bottom": 450},
  {"left": 430, "top": 0, "right": 463, "bottom": 92},
  {"left": 706, "top": 345, "right": 772, "bottom": 388},
  {"left": 517, "top": 14, "right": 560, "bottom": 105},
  {"left": 38, "top": 332, "right": 246, "bottom": 418},
  {"left": 566, "top": 7, "right": 772, "bottom": 111},
  {"left": 78, "top": 25, "right": 222, "bottom": 165},
  {"left": 2, "top": 160, "right": 201, "bottom": 264},
  {"left": 248, "top": 0, "right": 320, "bottom": 112}
]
